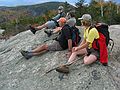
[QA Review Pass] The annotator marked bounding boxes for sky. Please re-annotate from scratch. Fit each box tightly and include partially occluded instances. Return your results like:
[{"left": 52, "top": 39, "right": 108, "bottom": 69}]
[{"left": 0, "top": 0, "right": 119, "bottom": 7}]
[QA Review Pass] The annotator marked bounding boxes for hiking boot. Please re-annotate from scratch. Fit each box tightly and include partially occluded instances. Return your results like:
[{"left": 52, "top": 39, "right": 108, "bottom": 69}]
[
  {"left": 20, "top": 50, "right": 33, "bottom": 60},
  {"left": 44, "top": 30, "right": 52, "bottom": 37},
  {"left": 29, "top": 25, "right": 36, "bottom": 34},
  {"left": 56, "top": 65, "right": 69, "bottom": 74}
]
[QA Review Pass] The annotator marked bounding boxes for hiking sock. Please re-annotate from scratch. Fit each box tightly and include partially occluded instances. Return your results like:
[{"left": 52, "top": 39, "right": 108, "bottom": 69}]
[
  {"left": 27, "top": 49, "right": 33, "bottom": 53},
  {"left": 20, "top": 50, "right": 33, "bottom": 60},
  {"left": 25, "top": 52, "right": 33, "bottom": 60},
  {"left": 44, "top": 30, "right": 53, "bottom": 37}
]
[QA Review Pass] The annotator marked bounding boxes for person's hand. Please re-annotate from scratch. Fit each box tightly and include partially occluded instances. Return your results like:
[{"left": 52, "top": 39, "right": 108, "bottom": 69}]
[{"left": 72, "top": 47, "right": 79, "bottom": 52}]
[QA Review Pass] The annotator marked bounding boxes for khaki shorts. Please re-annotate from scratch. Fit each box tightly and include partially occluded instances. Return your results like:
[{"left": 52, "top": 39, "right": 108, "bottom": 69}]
[
  {"left": 87, "top": 48, "right": 100, "bottom": 59},
  {"left": 48, "top": 41, "right": 63, "bottom": 51},
  {"left": 45, "top": 21, "right": 56, "bottom": 29}
]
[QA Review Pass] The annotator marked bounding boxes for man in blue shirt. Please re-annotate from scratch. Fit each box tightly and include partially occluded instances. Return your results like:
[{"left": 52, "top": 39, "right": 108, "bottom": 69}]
[{"left": 29, "top": 6, "right": 65, "bottom": 34}]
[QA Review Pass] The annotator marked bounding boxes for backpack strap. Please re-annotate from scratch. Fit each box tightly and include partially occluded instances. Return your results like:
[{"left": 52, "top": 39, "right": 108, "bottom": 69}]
[
  {"left": 88, "top": 26, "right": 94, "bottom": 33},
  {"left": 109, "top": 38, "right": 114, "bottom": 52},
  {"left": 59, "top": 12, "right": 64, "bottom": 18},
  {"left": 51, "top": 19, "right": 59, "bottom": 27}
]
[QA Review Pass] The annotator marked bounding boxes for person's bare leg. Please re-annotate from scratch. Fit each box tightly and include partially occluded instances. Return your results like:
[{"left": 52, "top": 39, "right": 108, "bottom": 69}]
[
  {"left": 67, "top": 48, "right": 87, "bottom": 64},
  {"left": 31, "top": 44, "right": 48, "bottom": 53},
  {"left": 36, "top": 23, "right": 47, "bottom": 30},
  {"left": 32, "top": 50, "right": 48, "bottom": 56},
  {"left": 84, "top": 54, "right": 97, "bottom": 65}
]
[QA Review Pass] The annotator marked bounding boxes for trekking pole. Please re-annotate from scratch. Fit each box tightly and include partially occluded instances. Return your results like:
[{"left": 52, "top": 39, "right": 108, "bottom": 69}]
[
  {"left": 58, "top": 55, "right": 85, "bottom": 80},
  {"left": 44, "top": 63, "right": 73, "bottom": 75},
  {"left": 40, "top": 56, "right": 84, "bottom": 80},
  {"left": 43, "top": 56, "right": 84, "bottom": 75}
]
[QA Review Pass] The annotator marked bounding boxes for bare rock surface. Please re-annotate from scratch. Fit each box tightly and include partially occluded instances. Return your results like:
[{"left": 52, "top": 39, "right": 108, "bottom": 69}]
[{"left": 0, "top": 25, "right": 120, "bottom": 90}]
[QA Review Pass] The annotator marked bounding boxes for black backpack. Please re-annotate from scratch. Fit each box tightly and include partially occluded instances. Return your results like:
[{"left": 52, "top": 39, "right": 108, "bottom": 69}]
[
  {"left": 66, "top": 25, "right": 81, "bottom": 46},
  {"left": 89, "top": 23, "right": 114, "bottom": 51}
]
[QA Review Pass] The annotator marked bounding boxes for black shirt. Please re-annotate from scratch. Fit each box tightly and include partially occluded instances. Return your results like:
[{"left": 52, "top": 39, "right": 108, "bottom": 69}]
[{"left": 56, "top": 25, "right": 72, "bottom": 50}]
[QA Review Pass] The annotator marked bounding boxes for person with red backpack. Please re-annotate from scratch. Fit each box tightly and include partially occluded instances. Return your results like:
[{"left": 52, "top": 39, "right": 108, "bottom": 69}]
[{"left": 56, "top": 14, "right": 109, "bottom": 73}]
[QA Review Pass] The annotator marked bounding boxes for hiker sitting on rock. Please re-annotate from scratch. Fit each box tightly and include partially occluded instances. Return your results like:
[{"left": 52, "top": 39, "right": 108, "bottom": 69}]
[
  {"left": 29, "top": 6, "right": 65, "bottom": 34},
  {"left": 20, "top": 17, "right": 80, "bottom": 59},
  {"left": 56, "top": 14, "right": 101, "bottom": 73},
  {"left": 44, "top": 11, "right": 77, "bottom": 37}
]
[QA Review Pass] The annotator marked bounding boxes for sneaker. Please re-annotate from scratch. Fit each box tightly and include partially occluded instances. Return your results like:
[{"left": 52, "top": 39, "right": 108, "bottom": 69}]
[
  {"left": 56, "top": 65, "right": 69, "bottom": 74},
  {"left": 20, "top": 50, "right": 33, "bottom": 60},
  {"left": 29, "top": 25, "right": 36, "bottom": 34},
  {"left": 44, "top": 30, "right": 52, "bottom": 37}
]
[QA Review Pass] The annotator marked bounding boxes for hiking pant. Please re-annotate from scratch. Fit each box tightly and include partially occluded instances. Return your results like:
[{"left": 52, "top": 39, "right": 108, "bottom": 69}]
[{"left": 45, "top": 21, "right": 56, "bottom": 29}]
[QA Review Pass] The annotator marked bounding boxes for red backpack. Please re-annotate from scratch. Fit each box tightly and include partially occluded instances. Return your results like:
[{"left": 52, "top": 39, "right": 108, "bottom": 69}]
[{"left": 89, "top": 23, "right": 114, "bottom": 66}]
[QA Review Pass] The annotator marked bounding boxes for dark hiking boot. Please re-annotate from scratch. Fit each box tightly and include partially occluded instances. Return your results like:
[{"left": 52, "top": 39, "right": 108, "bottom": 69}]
[
  {"left": 29, "top": 25, "right": 36, "bottom": 34},
  {"left": 56, "top": 65, "right": 69, "bottom": 74},
  {"left": 20, "top": 50, "right": 33, "bottom": 60},
  {"left": 44, "top": 30, "right": 52, "bottom": 37}
]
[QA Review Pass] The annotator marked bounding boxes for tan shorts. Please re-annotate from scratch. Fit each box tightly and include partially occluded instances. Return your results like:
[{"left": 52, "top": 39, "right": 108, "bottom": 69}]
[{"left": 48, "top": 41, "right": 63, "bottom": 51}]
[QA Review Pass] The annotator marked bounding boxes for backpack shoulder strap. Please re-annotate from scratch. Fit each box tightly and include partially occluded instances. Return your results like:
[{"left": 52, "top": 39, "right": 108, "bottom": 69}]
[
  {"left": 60, "top": 12, "right": 65, "bottom": 17},
  {"left": 109, "top": 38, "right": 114, "bottom": 52},
  {"left": 88, "top": 26, "right": 94, "bottom": 33}
]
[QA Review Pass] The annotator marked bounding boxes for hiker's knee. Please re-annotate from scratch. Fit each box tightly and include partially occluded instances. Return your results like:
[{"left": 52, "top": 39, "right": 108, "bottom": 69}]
[
  {"left": 84, "top": 59, "right": 89, "bottom": 65},
  {"left": 84, "top": 56, "right": 92, "bottom": 65},
  {"left": 83, "top": 55, "right": 97, "bottom": 65}
]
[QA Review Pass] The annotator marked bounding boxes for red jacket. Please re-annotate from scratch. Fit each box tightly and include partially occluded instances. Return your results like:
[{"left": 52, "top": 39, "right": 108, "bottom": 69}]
[{"left": 92, "top": 33, "right": 108, "bottom": 64}]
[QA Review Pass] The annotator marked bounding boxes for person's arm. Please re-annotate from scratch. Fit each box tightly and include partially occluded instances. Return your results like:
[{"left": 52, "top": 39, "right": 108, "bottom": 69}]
[
  {"left": 53, "top": 27, "right": 62, "bottom": 34},
  {"left": 67, "top": 39, "right": 72, "bottom": 58},
  {"left": 68, "top": 39, "right": 72, "bottom": 52},
  {"left": 75, "top": 41, "right": 90, "bottom": 51},
  {"left": 63, "top": 26, "right": 73, "bottom": 57},
  {"left": 52, "top": 14, "right": 61, "bottom": 21},
  {"left": 79, "top": 38, "right": 86, "bottom": 46}
]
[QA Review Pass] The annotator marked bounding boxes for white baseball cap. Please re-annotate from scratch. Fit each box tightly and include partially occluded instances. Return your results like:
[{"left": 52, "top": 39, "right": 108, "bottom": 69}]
[{"left": 78, "top": 14, "right": 92, "bottom": 21}]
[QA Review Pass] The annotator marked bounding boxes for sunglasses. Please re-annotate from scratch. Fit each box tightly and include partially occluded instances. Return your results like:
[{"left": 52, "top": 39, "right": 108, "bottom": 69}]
[{"left": 58, "top": 9, "right": 62, "bottom": 10}]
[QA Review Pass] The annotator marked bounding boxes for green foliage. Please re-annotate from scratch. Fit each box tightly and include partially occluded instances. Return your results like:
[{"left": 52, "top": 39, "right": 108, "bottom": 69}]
[
  {"left": 63, "top": 1, "right": 71, "bottom": 13},
  {"left": 0, "top": 2, "right": 62, "bottom": 36},
  {"left": 0, "top": 1, "right": 120, "bottom": 37},
  {"left": 113, "top": 13, "right": 120, "bottom": 24},
  {"left": 75, "top": 0, "right": 120, "bottom": 25}
]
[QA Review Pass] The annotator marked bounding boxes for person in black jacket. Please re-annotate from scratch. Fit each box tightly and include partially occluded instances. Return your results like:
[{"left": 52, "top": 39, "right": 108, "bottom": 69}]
[{"left": 20, "top": 17, "right": 74, "bottom": 60}]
